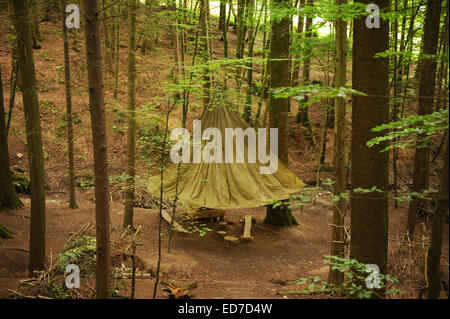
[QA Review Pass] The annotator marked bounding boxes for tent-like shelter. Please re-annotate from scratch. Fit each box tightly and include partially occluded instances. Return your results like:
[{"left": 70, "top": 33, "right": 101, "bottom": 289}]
[{"left": 149, "top": 104, "right": 305, "bottom": 210}]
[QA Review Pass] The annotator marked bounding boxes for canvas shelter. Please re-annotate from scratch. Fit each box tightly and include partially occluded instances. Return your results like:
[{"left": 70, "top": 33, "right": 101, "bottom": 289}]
[{"left": 148, "top": 102, "right": 305, "bottom": 209}]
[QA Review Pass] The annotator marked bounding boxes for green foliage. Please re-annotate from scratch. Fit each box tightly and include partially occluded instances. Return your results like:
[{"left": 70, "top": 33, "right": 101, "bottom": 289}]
[
  {"left": 183, "top": 220, "right": 213, "bottom": 237},
  {"left": 76, "top": 173, "right": 94, "bottom": 188},
  {"left": 45, "top": 278, "right": 69, "bottom": 299},
  {"left": 0, "top": 224, "right": 16, "bottom": 245},
  {"left": 273, "top": 84, "right": 365, "bottom": 109},
  {"left": 39, "top": 99, "right": 55, "bottom": 110},
  {"left": 392, "top": 190, "right": 433, "bottom": 206},
  {"left": 56, "top": 235, "right": 96, "bottom": 274},
  {"left": 293, "top": 256, "right": 404, "bottom": 298},
  {"left": 136, "top": 107, "right": 172, "bottom": 163},
  {"left": 12, "top": 171, "right": 30, "bottom": 195},
  {"left": 367, "top": 109, "right": 449, "bottom": 152}
]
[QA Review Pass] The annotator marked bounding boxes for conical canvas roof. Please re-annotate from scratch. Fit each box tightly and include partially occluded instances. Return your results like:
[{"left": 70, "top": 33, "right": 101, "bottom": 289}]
[{"left": 148, "top": 105, "right": 305, "bottom": 209}]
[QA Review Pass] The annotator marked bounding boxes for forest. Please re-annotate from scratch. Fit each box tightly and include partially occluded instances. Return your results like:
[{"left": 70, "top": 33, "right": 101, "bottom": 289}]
[{"left": 0, "top": 0, "right": 448, "bottom": 301}]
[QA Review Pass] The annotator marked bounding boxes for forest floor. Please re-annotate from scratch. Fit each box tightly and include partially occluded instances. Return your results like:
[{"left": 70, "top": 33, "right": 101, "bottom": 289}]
[
  {"left": 0, "top": 8, "right": 448, "bottom": 299},
  {"left": 1, "top": 192, "right": 447, "bottom": 299}
]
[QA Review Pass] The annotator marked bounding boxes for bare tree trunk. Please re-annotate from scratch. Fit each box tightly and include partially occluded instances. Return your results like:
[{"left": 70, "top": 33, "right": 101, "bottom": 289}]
[
  {"left": 31, "top": 0, "right": 42, "bottom": 49},
  {"left": 113, "top": 1, "right": 121, "bottom": 99},
  {"left": 255, "top": 0, "right": 268, "bottom": 126},
  {"left": 435, "top": 1, "right": 448, "bottom": 112},
  {"left": 222, "top": 0, "right": 229, "bottom": 60},
  {"left": 0, "top": 66, "right": 23, "bottom": 211},
  {"left": 236, "top": 0, "right": 245, "bottom": 59},
  {"left": 328, "top": 0, "right": 347, "bottom": 286},
  {"left": 62, "top": 0, "right": 77, "bottom": 209},
  {"left": 296, "top": 0, "right": 315, "bottom": 149},
  {"left": 291, "top": 0, "right": 305, "bottom": 86},
  {"left": 199, "top": 0, "right": 211, "bottom": 112},
  {"left": 350, "top": 0, "right": 390, "bottom": 297},
  {"left": 426, "top": 136, "right": 449, "bottom": 299},
  {"left": 243, "top": 0, "right": 255, "bottom": 123},
  {"left": 13, "top": 0, "right": 47, "bottom": 273},
  {"left": 264, "top": 0, "right": 298, "bottom": 227},
  {"left": 82, "top": 0, "right": 112, "bottom": 298},
  {"left": 124, "top": 0, "right": 137, "bottom": 229},
  {"left": 219, "top": 0, "right": 226, "bottom": 30},
  {"left": 407, "top": 0, "right": 442, "bottom": 238}
]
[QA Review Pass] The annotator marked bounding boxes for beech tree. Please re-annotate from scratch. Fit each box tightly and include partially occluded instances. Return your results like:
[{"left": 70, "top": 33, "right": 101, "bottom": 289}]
[
  {"left": 13, "top": 0, "right": 47, "bottom": 273},
  {"left": 264, "top": 0, "right": 298, "bottom": 226},
  {"left": 124, "top": 0, "right": 137, "bottom": 229},
  {"left": 406, "top": 0, "right": 443, "bottom": 238},
  {"left": 328, "top": 0, "right": 347, "bottom": 285},
  {"left": 350, "top": 0, "right": 390, "bottom": 290},
  {"left": 199, "top": 0, "right": 211, "bottom": 111},
  {"left": 82, "top": 0, "right": 112, "bottom": 298},
  {"left": 0, "top": 66, "right": 22, "bottom": 211},
  {"left": 426, "top": 136, "right": 449, "bottom": 298},
  {"left": 61, "top": 0, "right": 77, "bottom": 209}
]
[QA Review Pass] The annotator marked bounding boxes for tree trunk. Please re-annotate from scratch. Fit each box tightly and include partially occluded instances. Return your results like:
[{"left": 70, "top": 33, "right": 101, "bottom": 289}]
[
  {"left": 31, "top": 0, "right": 42, "bottom": 49},
  {"left": 264, "top": 0, "right": 297, "bottom": 227},
  {"left": 82, "top": 0, "right": 112, "bottom": 298},
  {"left": 62, "top": 0, "right": 77, "bottom": 209},
  {"left": 0, "top": 66, "right": 23, "bottom": 211},
  {"left": 7, "top": 0, "right": 20, "bottom": 92},
  {"left": 13, "top": 0, "right": 47, "bottom": 273},
  {"left": 236, "top": 0, "right": 245, "bottom": 59},
  {"left": 350, "top": 0, "right": 390, "bottom": 296},
  {"left": 426, "top": 136, "right": 449, "bottom": 299},
  {"left": 113, "top": 1, "right": 121, "bottom": 99},
  {"left": 435, "top": 1, "right": 448, "bottom": 112},
  {"left": 296, "top": 0, "right": 315, "bottom": 149},
  {"left": 219, "top": 0, "right": 226, "bottom": 30},
  {"left": 254, "top": 0, "right": 268, "bottom": 126},
  {"left": 291, "top": 0, "right": 305, "bottom": 86},
  {"left": 243, "top": 0, "right": 255, "bottom": 123},
  {"left": 328, "top": 0, "right": 347, "bottom": 285},
  {"left": 222, "top": 0, "right": 229, "bottom": 60},
  {"left": 406, "top": 0, "right": 442, "bottom": 238},
  {"left": 199, "top": 0, "right": 211, "bottom": 112},
  {"left": 124, "top": 0, "right": 137, "bottom": 229}
]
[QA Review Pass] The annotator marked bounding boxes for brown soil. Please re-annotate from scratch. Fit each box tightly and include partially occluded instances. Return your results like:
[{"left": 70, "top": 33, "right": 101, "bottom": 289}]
[{"left": 1, "top": 193, "right": 448, "bottom": 299}]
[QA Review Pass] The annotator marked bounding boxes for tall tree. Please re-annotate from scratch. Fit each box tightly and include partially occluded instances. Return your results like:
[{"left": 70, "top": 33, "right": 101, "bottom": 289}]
[
  {"left": 426, "top": 136, "right": 449, "bottom": 299},
  {"left": 328, "top": 0, "right": 347, "bottom": 285},
  {"left": 31, "top": 0, "right": 42, "bottom": 49},
  {"left": 62, "top": 0, "right": 77, "bottom": 209},
  {"left": 12, "top": 0, "right": 47, "bottom": 273},
  {"left": 0, "top": 66, "right": 23, "bottom": 211},
  {"left": 291, "top": 0, "right": 305, "bottom": 86},
  {"left": 406, "top": 0, "right": 443, "bottom": 238},
  {"left": 264, "top": 0, "right": 298, "bottom": 227},
  {"left": 113, "top": 1, "right": 121, "bottom": 98},
  {"left": 243, "top": 0, "right": 256, "bottom": 123},
  {"left": 350, "top": 0, "right": 390, "bottom": 292},
  {"left": 296, "top": 0, "right": 315, "bottom": 149},
  {"left": 124, "top": 0, "right": 137, "bottom": 229},
  {"left": 219, "top": 0, "right": 226, "bottom": 30},
  {"left": 199, "top": 0, "right": 211, "bottom": 111},
  {"left": 221, "top": 0, "right": 230, "bottom": 60},
  {"left": 236, "top": 0, "right": 246, "bottom": 60},
  {"left": 82, "top": 0, "right": 112, "bottom": 298}
]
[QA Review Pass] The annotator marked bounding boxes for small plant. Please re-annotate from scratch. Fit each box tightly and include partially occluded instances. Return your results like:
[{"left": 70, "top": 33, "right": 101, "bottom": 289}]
[
  {"left": 292, "top": 256, "right": 404, "bottom": 299},
  {"left": 39, "top": 99, "right": 55, "bottom": 110},
  {"left": 45, "top": 278, "right": 69, "bottom": 299},
  {"left": 183, "top": 220, "right": 212, "bottom": 237},
  {"left": 56, "top": 235, "right": 96, "bottom": 274}
]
